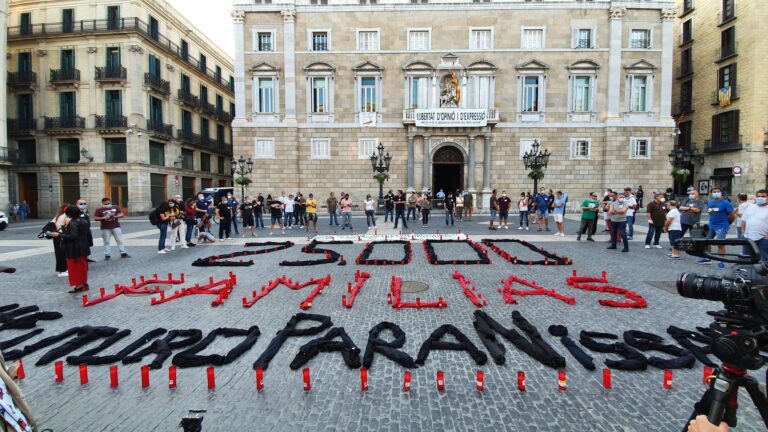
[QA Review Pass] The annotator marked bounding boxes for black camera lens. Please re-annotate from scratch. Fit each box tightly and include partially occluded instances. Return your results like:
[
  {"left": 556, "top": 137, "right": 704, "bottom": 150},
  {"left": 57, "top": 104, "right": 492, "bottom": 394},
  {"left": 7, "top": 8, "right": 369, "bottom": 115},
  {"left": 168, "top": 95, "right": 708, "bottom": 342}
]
[{"left": 677, "top": 273, "right": 727, "bottom": 302}]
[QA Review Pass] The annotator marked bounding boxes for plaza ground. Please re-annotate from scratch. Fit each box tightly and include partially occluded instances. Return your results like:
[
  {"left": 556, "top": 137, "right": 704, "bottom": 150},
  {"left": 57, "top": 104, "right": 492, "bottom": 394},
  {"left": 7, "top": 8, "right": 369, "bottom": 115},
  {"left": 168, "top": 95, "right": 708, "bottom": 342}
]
[{"left": 0, "top": 215, "right": 764, "bottom": 431}]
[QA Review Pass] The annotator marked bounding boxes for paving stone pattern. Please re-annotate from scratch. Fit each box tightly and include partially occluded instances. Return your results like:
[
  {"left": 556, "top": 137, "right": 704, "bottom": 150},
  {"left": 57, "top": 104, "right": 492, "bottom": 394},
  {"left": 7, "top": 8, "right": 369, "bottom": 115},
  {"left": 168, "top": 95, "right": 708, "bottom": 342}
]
[{"left": 0, "top": 217, "right": 764, "bottom": 431}]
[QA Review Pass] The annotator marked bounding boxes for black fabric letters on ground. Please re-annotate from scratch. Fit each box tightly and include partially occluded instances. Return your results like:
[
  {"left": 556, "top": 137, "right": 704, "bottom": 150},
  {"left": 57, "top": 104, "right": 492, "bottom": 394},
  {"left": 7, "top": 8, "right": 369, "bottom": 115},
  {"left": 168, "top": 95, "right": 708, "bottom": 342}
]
[
  {"left": 0, "top": 329, "right": 44, "bottom": 351},
  {"left": 355, "top": 241, "right": 413, "bottom": 266},
  {"left": 36, "top": 326, "right": 119, "bottom": 366},
  {"left": 192, "top": 241, "right": 294, "bottom": 267},
  {"left": 622, "top": 330, "right": 696, "bottom": 369},
  {"left": 279, "top": 240, "right": 350, "bottom": 266},
  {"left": 578, "top": 331, "right": 648, "bottom": 371},
  {"left": 423, "top": 240, "right": 491, "bottom": 265},
  {"left": 253, "top": 313, "right": 333, "bottom": 370},
  {"left": 362, "top": 322, "right": 416, "bottom": 369},
  {"left": 473, "top": 310, "right": 565, "bottom": 368},
  {"left": 416, "top": 324, "right": 487, "bottom": 366},
  {"left": 67, "top": 328, "right": 168, "bottom": 366},
  {"left": 290, "top": 327, "right": 361, "bottom": 370},
  {"left": 173, "top": 326, "right": 261, "bottom": 368},
  {"left": 482, "top": 239, "right": 572, "bottom": 266},
  {"left": 124, "top": 329, "right": 203, "bottom": 369},
  {"left": 666, "top": 326, "right": 716, "bottom": 367},
  {"left": 548, "top": 325, "right": 595, "bottom": 370}
]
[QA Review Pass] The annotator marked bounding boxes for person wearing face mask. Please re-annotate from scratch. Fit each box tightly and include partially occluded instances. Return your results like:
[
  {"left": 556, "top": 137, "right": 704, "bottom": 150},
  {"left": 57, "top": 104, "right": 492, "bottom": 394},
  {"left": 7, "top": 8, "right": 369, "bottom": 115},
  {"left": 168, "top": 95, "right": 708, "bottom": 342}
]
[
  {"left": 495, "top": 191, "right": 511, "bottom": 229},
  {"left": 50, "top": 205, "right": 91, "bottom": 292},
  {"left": 734, "top": 193, "right": 751, "bottom": 256},
  {"left": 644, "top": 193, "right": 667, "bottom": 249},
  {"left": 227, "top": 194, "right": 240, "bottom": 236},
  {"left": 606, "top": 191, "right": 629, "bottom": 252},
  {"left": 696, "top": 187, "right": 736, "bottom": 264},
  {"left": 518, "top": 192, "right": 530, "bottom": 230},
  {"left": 255, "top": 193, "right": 265, "bottom": 230},
  {"left": 164, "top": 199, "right": 182, "bottom": 251},
  {"left": 364, "top": 194, "right": 376, "bottom": 228},
  {"left": 195, "top": 193, "right": 210, "bottom": 222},
  {"left": 622, "top": 188, "right": 638, "bottom": 240},
  {"left": 216, "top": 196, "right": 233, "bottom": 241},
  {"left": 576, "top": 192, "right": 600, "bottom": 241},
  {"left": 679, "top": 188, "right": 706, "bottom": 237},
  {"left": 76, "top": 198, "right": 95, "bottom": 262},
  {"left": 552, "top": 190, "right": 567, "bottom": 237},
  {"left": 741, "top": 189, "right": 768, "bottom": 262},
  {"left": 94, "top": 197, "right": 129, "bottom": 260},
  {"left": 155, "top": 201, "right": 171, "bottom": 254}
]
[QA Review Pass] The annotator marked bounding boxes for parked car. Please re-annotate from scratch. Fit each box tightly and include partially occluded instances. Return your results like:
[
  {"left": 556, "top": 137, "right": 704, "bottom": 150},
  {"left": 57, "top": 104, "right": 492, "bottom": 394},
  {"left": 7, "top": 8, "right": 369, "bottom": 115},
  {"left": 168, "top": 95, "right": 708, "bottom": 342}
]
[{"left": 0, "top": 211, "right": 8, "bottom": 231}]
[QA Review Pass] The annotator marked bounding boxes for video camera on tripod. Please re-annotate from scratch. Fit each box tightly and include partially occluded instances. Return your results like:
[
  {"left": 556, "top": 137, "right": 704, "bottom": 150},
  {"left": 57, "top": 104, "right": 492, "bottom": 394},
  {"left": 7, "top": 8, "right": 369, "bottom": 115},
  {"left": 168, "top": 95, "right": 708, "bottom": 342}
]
[{"left": 674, "top": 238, "right": 768, "bottom": 430}]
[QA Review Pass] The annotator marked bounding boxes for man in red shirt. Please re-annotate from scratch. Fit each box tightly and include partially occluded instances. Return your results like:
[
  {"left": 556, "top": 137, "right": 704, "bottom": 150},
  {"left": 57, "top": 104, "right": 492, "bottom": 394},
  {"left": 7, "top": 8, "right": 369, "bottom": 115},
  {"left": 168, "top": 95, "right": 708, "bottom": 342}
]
[
  {"left": 496, "top": 191, "right": 513, "bottom": 229},
  {"left": 94, "top": 197, "right": 129, "bottom": 260}
]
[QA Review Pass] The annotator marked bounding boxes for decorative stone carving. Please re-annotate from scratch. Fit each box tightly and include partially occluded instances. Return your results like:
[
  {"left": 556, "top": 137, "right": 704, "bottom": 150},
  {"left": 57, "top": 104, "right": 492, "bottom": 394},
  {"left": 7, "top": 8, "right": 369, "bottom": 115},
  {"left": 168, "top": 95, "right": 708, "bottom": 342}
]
[
  {"left": 231, "top": 10, "right": 246, "bottom": 24},
  {"left": 128, "top": 45, "right": 144, "bottom": 54},
  {"left": 166, "top": 64, "right": 175, "bottom": 72},
  {"left": 609, "top": 6, "right": 626, "bottom": 19},
  {"left": 87, "top": 47, "right": 97, "bottom": 54},
  {"left": 660, "top": 8, "right": 677, "bottom": 21},
  {"left": 430, "top": 138, "right": 468, "bottom": 156},
  {"left": 36, "top": 50, "right": 47, "bottom": 57},
  {"left": 433, "top": 145, "right": 464, "bottom": 163},
  {"left": 281, "top": 9, "right": 296, "bottom": 23}
]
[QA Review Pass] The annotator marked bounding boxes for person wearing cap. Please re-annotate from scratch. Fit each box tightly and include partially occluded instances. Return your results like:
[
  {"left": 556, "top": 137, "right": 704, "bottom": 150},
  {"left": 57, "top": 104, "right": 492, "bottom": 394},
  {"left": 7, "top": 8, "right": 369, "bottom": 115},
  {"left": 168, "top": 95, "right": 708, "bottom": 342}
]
[{"left": 94, "top": 197, "right": 129, "bottom": 260}]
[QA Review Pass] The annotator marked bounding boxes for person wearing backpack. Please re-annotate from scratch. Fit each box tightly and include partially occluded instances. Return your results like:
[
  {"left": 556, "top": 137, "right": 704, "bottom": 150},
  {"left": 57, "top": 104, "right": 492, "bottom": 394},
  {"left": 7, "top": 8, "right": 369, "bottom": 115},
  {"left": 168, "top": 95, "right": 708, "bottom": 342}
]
[{"left": 153, "top": 201, "right": 171, "bottom": 254}]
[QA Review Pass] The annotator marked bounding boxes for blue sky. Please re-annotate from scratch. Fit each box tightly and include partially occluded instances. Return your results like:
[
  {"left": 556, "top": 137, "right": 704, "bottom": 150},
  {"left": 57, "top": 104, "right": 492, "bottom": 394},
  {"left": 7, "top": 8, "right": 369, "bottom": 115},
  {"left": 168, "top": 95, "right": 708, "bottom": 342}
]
[{"left": 167, "top": 0, "right": 235, "bottom": 58}]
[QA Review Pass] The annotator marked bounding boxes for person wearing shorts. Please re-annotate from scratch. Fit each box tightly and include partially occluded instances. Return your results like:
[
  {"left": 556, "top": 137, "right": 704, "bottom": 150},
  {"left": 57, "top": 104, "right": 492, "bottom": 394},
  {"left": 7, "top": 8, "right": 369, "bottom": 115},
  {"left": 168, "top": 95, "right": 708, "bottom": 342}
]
[
  {"left": 665, "top": 201, "right": 683, "bottom": 259},
  {"left": 268, "top": 194, "right": 284, "bottom": 235},
  {"left": 552, "top": 191, "right": 567, "bottom": 237},
  {"left": 496, "top": 191, "right": 511, "bottom": 229},
  {"left": 535, "top": 190, "right": 550, "bottom": 231},
  {"left": 488, "top": 189, "right": 499, "bottom": 230},
  {"left": 696, "top": 187, "right": 734, "bottom": 264},
  {"left": 305, "top": 193, "right": 318, "bottom": 234},
  {"left": 240, "top": 199, "right": 255, "bottom": 237}
]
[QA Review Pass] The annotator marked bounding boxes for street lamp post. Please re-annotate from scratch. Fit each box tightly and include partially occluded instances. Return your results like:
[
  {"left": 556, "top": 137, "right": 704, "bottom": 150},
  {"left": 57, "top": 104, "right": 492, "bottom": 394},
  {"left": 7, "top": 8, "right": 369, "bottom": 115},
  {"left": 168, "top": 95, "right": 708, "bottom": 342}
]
[
  {"left": 521, "top": 140, "right": 552, "bottom": 194},
  {"left": 231, "top": 155, "right": 254, "bottom": 204},
  {"left": 369, "top": 143, "right": 392, "bottom": 214}
]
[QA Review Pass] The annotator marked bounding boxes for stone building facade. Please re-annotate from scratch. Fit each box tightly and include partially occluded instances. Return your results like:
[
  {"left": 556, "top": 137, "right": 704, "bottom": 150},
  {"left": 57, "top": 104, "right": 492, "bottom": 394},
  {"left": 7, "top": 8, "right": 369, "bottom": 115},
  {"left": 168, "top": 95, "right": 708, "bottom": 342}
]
[
  {"left": 6, "top": 0, "right": 235, "bottom": 217},
  {"left": 672, "top": 0, "right": 768, "bottom": 197},
  {"left": 232, "top": 0, "right": 676, "bottom": 209}
]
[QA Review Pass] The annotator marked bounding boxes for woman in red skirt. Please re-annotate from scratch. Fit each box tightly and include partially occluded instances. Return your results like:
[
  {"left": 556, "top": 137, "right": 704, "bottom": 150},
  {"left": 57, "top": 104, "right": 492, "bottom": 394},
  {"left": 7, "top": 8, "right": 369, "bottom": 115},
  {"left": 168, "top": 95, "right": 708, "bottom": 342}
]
[{"left": 51, "top": 205, "right": 91, "bottom": 292}]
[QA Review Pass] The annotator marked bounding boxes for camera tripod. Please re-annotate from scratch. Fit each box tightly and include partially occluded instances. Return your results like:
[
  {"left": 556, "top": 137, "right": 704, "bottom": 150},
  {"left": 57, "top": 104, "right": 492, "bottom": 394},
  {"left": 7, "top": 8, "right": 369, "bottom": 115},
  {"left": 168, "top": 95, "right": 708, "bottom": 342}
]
[{"left": 683, "top": 364, "right": 768, "bottom": 431}]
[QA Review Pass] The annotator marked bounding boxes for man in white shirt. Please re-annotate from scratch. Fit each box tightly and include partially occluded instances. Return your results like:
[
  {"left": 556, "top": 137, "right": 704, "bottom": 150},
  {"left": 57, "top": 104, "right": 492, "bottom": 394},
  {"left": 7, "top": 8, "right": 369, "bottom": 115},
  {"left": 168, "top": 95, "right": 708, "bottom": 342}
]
[
  {"left": 623, "top": 187, "right": 638, "bottom": 240},
  {"left": 741, "top": 189, "right": 768, "bottom": 262}
]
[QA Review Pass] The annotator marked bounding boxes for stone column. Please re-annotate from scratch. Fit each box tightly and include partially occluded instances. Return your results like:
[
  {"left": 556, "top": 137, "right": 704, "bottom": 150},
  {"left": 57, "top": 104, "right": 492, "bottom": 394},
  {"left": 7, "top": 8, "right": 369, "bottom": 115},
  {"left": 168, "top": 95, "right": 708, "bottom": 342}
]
[
  {"left": 407, "top": 135, "right": 415, "bottom": 192},
  {"left": 467, "top": 135, "right": 476, "bottom": 192},
  {"left": 281, "top": 8, "right": 297, "bottom": 125},
  {"left": 659, "top": 8, "right": 676, "bottom": 119},
  {"left": 422, "top": 135, "right": 430, "bottom": 192},
  {"left": 231, "top": 10, "right": 247, "bottom": 124},
  {"left": 607, "top": 6, "right": 625, "bottom": 118},
  {"left": 482, "top": 134, "right": 491, "bottom": 193}
]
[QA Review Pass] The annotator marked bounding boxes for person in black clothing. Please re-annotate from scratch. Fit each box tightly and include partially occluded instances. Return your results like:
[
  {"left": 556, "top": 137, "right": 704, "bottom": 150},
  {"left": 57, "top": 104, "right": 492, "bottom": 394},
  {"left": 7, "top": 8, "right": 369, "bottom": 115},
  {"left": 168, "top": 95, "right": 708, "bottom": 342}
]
[
  {"left": 444, "top": 193, "right": 455, "bottom": 226},
  {"left": 255, "top": 193, "right": 265, "bottom": 229},
  {"left": 50, "top": 205, "right": 91, "bottom": 293},
  {"left": 215, "top": 197, "right": 233, "bottom": 241},
  {"left": 241, "top": 199, "right": 255, "bottom": 237},
  {"left": 384, "top": 190, "right": 395, "bottom": 222},
  {"left": 393, "top": 190, "right": 408, "bottom": 229},
  {"left": 76, "top": 198, "right": 95, "bottom": 262},
  {"left": 268, "top": 194, "right": 285, "bottom": 235}
]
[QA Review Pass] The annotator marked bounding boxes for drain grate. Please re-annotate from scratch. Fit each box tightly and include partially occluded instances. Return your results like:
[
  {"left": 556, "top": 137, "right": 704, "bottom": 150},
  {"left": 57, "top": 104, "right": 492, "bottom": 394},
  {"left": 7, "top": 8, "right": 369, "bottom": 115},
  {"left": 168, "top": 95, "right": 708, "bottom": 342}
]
[{"left": 401, "top": 281, "right": 429, "bottom": 293}]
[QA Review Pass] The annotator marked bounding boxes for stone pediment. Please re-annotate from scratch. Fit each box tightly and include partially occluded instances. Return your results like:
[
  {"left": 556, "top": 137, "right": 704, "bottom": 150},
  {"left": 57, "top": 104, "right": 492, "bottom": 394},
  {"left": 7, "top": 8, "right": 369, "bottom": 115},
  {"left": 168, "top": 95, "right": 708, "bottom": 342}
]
[
  {"left": 403, "top": 61, "right": 435, "bottom": 72},
  {"left": 624, "top": 59, "right": 657, "bottom": 71},
  {"left": 516, "top": 60, "right": 549, "bottom": 71},
  {"left": 437, "top": 53, "right": 462, "bottom": 69},
  {"left": 353, "top": 61, "right": 384, "bottom": 72},
  {"left": 467, "top": 60, "right": 498, "bottom": 71},
  {"left": 250, "top": 61, "right": 281, "bottom": 73},
  {"left": 567, "top": 60, "right": 600, "bottom": 71},
  {"left": 304, "top": 61, "right": 336, "bottom": 72}
]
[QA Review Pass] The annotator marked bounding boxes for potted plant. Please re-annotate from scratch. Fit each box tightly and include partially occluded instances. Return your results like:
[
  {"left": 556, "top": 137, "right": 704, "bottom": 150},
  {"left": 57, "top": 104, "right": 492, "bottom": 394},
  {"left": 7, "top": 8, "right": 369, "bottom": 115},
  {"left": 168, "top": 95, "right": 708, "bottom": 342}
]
[
  {"left": 235, "top": 176, "right": 252, "bottom": 187},
  {"left": 671, "top": 168, "right": 690, "bottom": 183},
  {"left": 528, "top": 169, "right": 545, "bottom": 181},
  {"left": 373, "top": 173, "right": 389, "bottom": 184}
]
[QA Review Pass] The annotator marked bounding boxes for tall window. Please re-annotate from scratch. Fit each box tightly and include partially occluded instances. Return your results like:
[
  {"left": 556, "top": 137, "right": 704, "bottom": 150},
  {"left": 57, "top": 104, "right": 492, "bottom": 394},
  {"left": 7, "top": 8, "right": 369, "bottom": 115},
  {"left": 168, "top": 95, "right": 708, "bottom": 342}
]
[
  {"left": 521, "top": 28, "right": 544, "bottom": 49},
  {"left": 630, "top": 138, "right": 651, "bottom": 159},
  {"left": 408, "top": 76, "right": 430, "bottom": 109},
  {"left": 255, "top": 138, "right": 275, "bottom": 159},
  {"left": 360, "top": 77, "right": 377, "bottom": 112},
  {"left": 680, "top": 80, "right": 693, "bottom": 113},
  {"left": 150, "top": 174, "right": 167, "bottom": 207},
  {"left": 149, "top": 96, "right": 163, "bottom": 126},
  {"left": 469, "top": 76, "right": 492, "bottom": 109},
  {"left": 217, "top": 124, "right": 225, "bottom": 145},
  {"left": 256, "top": 78, "right": 274, "bottom": 113},
  {"left": 61, "top": 49, "right": 75, "bottom": 72},
  {"left": 106, "top": 47, "right": 121, "bottom": 70},
  {"left": 61, "top": 173, "right": 81, "bottom": 205},
  {"left": 180, "top": 74, "right": 191, "bottom": 93},
  {"left": 681, "top": 20, "right": 692, "bottom": 44},
  {"left": 312, "top": 31, "right": 329, "bottom": 51},
  {"left": 200, "top": 118, "right": 210, "bottom": 140},
  {"left": 200, "top": 85, "right": 209, "bottom": 105},
  {"left": 17, "top": 94, "right": 33, "bottom": 123},
  {"left": 570, "top": 139, "right": 591, "bottom": 160},
  {"left": 20, "top": 13, "right": 32, "bottom": 35},
  {"left": 628, "top": 75, "right": 650, "bottom": 112},
  {"left": 107, "top": 6, "right": 120, "bottom": 30},
  {"left": 181, "top": 110, "right": 192, "bottom": 133},
  {"left": 148, "top": 54, "right": 161, "bottom": 77},
  {"left": 681, "top": 48, "right": 693, "bottom": 76},
  {"left": 357, "top": 30, "right": 379, "bottom": 51},
  {"left": 408, "top": 30, "right": 430, "bottom": 51},
  {"left": 720, "top": 27, "right": 736, "bottom": 58},
  {"left": 59, "top": 92, "right": 76, "bottom": 118},
  {"left": 200, "top": 153, "right": 211, "bottom": 172},
  {"left": 712, "top": 110, "right": 739, "bottom": 149},
  {"left": 257, "top": 32, "right": 274, "bottom": 51},
  {"left": 470, "top": 29, "right": 492, "bottom": 50},
  {"left": 718, "top": 63, "right": 737, "bottom": 96},
  {"left": 105, "top": 90, "right": 122, "bottom": 118},
  {"left": 58, "top": 139, "right": 79, "bottom": 163},
  {"left": 722, "top": 0, "right": 735, "bottom": 22},
  {"left": 682, "top": 0, "right": 693, "bottom": 14},
  {"left": 17, "top": 140, "right": 36, "bottom": 164},
  {"left": 181, "top": 149, "right": 193, "bottom": 170},
  {"left": 311, "top": 77, "right": 328, "bottom": 113},
  {"left": 105, "top": 138, "right": 127, "bottom": 163},
  {"left": 575, "top": 29, "right": 593, "bottom": 48},
  {"left": 571, "top": 76, "right": 592, "bottom": 112},
  {"left": 62, "top": 9, "right": 74, "bottom": 33},
  {"left": 630, "top": 29, "right": 651, "bottom": 48},
  {"left": 199, "top": 54, "right": 207, "bottom": 72},
  {"left": 148, "top": 16, "right": 159, "bottom": 41},
  {"left": 149, "top": 141, "right": 165, "bottom": 166},
  {"left": 18, "top": 52, "right": 31, "bottom": 73},
  {"left": 521, "top": 76, "right": 541, "bottom": 112},
  {"left": 310, "top": 138, "right": 331, "bottom": 160},
  {"left": 180, "top": 40, "right": 189, "bottom": 60}
]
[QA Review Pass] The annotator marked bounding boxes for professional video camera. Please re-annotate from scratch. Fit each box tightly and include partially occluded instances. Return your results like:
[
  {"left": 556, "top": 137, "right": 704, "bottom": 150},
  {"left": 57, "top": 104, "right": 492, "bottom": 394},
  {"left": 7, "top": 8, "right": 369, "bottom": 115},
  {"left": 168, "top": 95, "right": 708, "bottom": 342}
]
[{"left": 673, "top": 238, "right": 768, "bottom": 430}]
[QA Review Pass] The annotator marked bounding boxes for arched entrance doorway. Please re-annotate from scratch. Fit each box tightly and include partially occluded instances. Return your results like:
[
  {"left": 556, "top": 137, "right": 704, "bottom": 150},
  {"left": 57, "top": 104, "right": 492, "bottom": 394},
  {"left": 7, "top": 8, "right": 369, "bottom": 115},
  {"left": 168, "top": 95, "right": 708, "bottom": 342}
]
[{"left": 432, "top": 145, "right": 464, "bottom": 194}]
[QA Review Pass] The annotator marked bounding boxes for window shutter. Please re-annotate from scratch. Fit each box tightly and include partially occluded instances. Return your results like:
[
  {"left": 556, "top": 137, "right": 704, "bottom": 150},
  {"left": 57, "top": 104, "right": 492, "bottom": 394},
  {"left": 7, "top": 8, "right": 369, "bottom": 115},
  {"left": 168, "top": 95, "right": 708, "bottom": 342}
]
[
  {"left": 711, "top": 114, "right": 720, "bottom": 147},
  {"left": 571, "top": 29, "right": 577, "bottom": 48},
  {"left": 731, "top": 110, "right": 739, "bottom": 148}
]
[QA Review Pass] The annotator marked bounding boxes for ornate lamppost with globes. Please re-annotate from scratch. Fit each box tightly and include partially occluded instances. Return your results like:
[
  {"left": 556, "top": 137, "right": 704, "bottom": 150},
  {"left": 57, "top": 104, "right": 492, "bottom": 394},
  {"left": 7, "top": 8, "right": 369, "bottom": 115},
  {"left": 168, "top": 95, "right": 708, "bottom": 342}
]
[
  {"left": 231, "top": 155, "right": 254, "bottom": 204},
  {"left": 521, "top": 140, "right": 552, "bottom": 194},
  {"left": 369, "top": 143, "right": 393, "bottom": 214}
]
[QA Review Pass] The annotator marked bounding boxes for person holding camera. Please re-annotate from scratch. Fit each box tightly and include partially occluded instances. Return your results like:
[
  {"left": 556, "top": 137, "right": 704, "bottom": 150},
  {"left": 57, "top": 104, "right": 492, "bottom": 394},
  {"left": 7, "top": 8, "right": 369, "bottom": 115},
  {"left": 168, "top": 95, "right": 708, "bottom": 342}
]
[
  {"left": 688, "top": 415, "right": 728, "bottom": 432},
  {"left": 196, "top": 213, "right": 215, "bottom": 243},
  {"left": 50, "top": 205, "right": 91, "bottom": 292},
  {"left": 740, "top": 189, "right": 768, "bottom": 262},
  {"left": 94, "top": 197, "right": 129, "bottom": 260},
  {"left": 696, "top": 187, "right": 736, "bottom": 265}
]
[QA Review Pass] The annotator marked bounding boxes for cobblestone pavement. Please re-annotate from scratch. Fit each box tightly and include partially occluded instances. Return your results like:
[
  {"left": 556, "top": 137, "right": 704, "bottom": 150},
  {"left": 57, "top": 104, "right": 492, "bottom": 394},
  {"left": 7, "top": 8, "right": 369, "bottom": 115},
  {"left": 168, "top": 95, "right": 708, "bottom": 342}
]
[{"left": 0, "top": 215, "right": 764, "bottom": 432}]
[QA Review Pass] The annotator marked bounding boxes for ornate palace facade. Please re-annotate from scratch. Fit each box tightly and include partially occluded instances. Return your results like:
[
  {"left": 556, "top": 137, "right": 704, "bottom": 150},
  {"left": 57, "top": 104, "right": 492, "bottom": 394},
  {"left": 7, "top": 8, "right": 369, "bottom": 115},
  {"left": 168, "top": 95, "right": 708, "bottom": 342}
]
[{"left": 232, "top": 0, "right": 676, "bottom": 208}]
